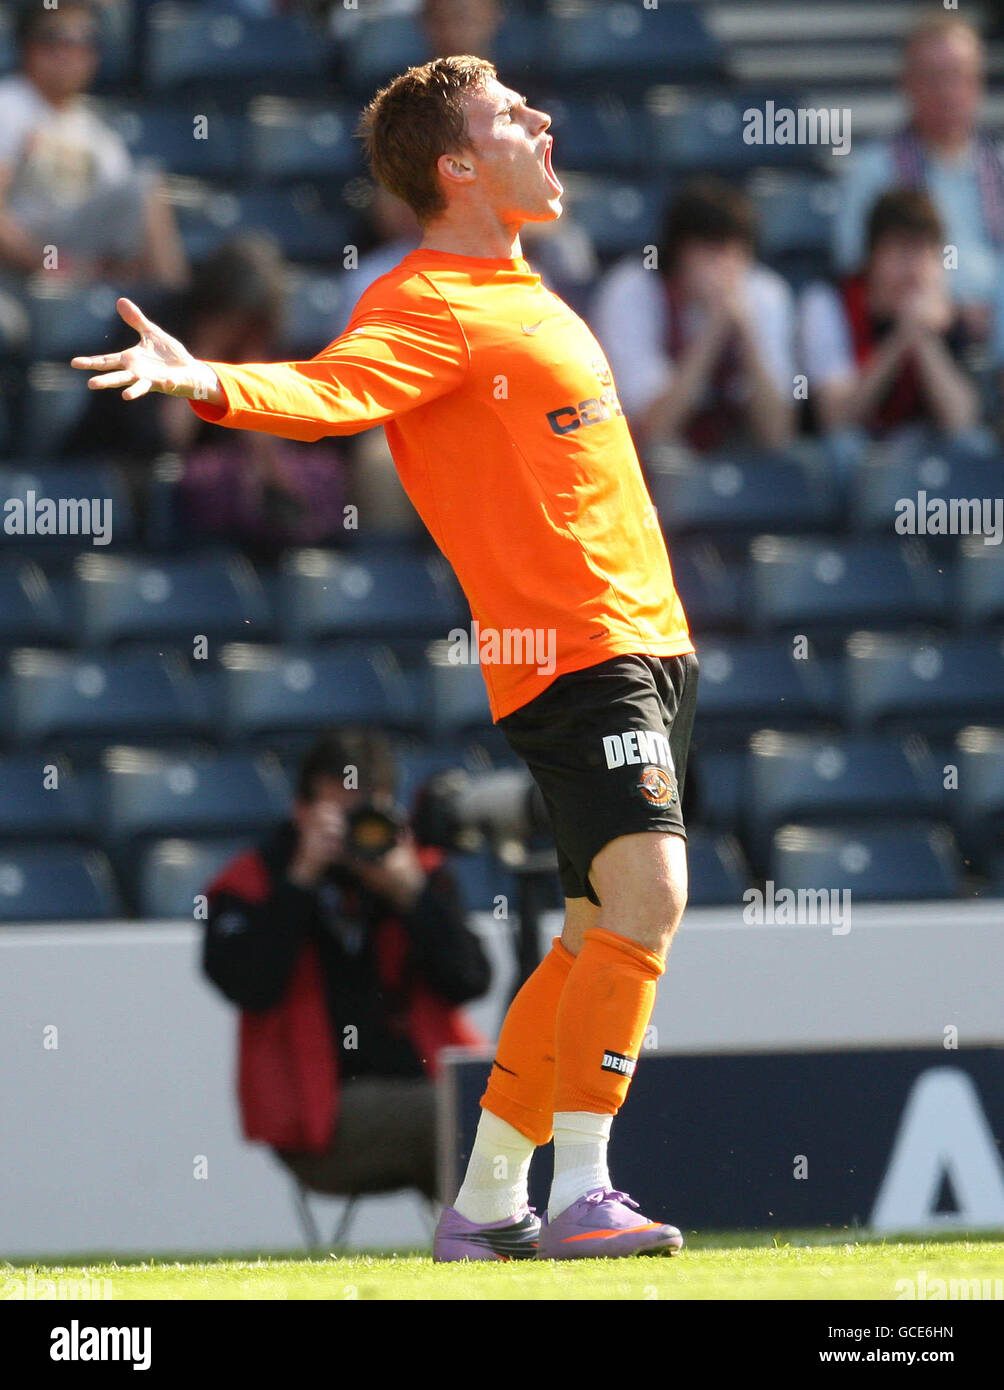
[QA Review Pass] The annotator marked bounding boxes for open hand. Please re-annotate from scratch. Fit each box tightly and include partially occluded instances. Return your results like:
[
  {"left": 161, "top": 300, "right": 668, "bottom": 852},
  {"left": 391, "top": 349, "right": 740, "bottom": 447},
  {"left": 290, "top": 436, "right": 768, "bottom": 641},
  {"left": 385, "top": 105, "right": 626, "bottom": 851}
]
[{"left": 70, "top": 297, "right": 222, "bottom": 404}]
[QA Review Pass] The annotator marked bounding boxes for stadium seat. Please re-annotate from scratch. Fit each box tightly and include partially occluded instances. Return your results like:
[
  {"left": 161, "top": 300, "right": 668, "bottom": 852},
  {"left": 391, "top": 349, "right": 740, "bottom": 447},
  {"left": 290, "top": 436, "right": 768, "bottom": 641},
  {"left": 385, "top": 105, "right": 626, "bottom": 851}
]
[
  {"left": 137, "top": 837, "right": 248, "bottom": 920},
  {"left": 102, "top": 746, "right": 291, "bottom": 849},
  {"left": 220, "top": 643, "right": 416, "bottom": 740},
  {"left": 174, "top": 184, "right": 351, "bottom": 265},
  {"left": 685, "top": 829, "right": 754, "bottom": 906},
  {"left": 564, "top": 176, "right": 667, "bottom": 259},
  {"left": 955, "top": 726, "right": 1004, "bottom": 865},
  {"left": 144, "top": 5, "right": 326, "bottom": 94},
  {"left": 844, "top": 633, "right": 1004, "bottom": 734},
  {"left": 0, "top": 460, "right": 135, "bottom": 549},
  {"left": 853, "top": 447, "right": 1003, "bottom": 542},
  {"left": 748, "top": 536, "right": 948, "bottom": 633},
  {"left": 106, "top": 104, "right": 248, "bottom": 180},
  {"left": 18, "top": 367, "right": 93, "bottom": 459},
  {"left": 421, "top": 644, "right": 494, "bottom": 739},
  {"left": 543, "top": 95, "right": 650, "bottom": 174},
  {"left": 337, "top": 14, "right": 427, "bottom": 95},
  {"left": 651, "top": 94, "right": 810, "bottom": 173},
  {"left": 73, "top": 551, "right": 272, "bottom": 647},
  {"left": 446, "top": 849, "right": 517, "bottom": 917},
  {"left": 280, "top": 270, "right": 346, "bottom": 359},
  {"left": 26, "top": 280, "right": 121, "bottom": 361},
  {"left": 769, "top": 821, "right": 964, "bottom": 901},
  {"left": 669, "top": 540, "right": 743, "bottom": 634},
  {"left": 649, "top": 452, "right": 839, "bottom": 538},
  {"left": 247, "top": 98, "right": 363, "bottom": 182},
  {"left": 278, "top": 549, "right": 466, "bottom": 643},
  {"left": 749, "top": 171, "right": 841, "bottom": 257},
  {"left": 544, "top": 2, "right": 722, "bottom": 86},
  {"left": 0, "top": 558, "right": 67, "bottom": 647},
  {"left": 0, "top": 844, "right": 123, "bottom": 922},
  {"left": 0, "top": 753, "right": 97, "bottom": 842},
  {"left": 958, "top": 538, "right": 1004, "bottom": 627},
  {"left": 689, "top": 636, "right": 839, "bottom": 745},
  {"left": 692, "top": 748, "right": 745, "bottom": 827},
  {"left": 746, "top": 730, "right": 946, "bottom": 863},
  {"left": 9, "top": 649, "right": 209, "bottom": 747}
]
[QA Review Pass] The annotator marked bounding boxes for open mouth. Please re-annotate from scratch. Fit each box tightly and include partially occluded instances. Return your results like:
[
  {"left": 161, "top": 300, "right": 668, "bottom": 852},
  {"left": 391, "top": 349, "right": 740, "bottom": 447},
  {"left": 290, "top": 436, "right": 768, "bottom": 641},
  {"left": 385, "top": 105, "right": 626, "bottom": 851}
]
[{"left": 542, "top": 137, "right": 563, "bottom": 196}]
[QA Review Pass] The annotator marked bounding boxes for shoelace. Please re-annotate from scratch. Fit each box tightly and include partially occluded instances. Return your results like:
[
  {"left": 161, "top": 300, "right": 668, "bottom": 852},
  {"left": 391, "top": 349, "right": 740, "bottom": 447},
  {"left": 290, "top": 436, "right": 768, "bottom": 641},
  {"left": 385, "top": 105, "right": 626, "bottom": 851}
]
[{"left": 584, "top": 1188, "right": 639, "bottom": 1210}]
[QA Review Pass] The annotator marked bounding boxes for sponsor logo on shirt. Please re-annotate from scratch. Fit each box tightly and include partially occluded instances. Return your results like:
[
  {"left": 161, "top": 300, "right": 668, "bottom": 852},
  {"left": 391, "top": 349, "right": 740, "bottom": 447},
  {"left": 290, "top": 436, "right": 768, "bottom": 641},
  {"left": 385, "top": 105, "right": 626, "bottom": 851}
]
[{"left": 601, "top": 1050, "right": 637, "bottom": 1077}]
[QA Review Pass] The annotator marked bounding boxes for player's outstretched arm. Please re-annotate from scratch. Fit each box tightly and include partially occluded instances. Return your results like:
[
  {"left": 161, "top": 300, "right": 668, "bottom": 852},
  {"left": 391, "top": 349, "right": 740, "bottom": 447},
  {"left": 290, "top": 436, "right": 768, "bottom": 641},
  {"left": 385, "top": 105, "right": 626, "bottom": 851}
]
[{"left": 70, "top": 297, "right": 224, "bottom": 405}]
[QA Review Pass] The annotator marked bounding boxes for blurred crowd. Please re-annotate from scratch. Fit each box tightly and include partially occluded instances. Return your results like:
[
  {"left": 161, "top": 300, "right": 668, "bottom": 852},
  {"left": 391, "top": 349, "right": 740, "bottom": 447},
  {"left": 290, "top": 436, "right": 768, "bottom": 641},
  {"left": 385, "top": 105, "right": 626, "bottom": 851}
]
[{"left": 0, "top": 0, "right": 1001, "bottom": 551}]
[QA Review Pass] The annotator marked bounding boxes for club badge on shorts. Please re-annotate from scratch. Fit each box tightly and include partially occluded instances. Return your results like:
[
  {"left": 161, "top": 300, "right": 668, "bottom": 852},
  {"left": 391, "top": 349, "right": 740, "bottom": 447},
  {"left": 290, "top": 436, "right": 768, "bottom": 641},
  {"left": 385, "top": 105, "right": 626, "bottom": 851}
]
[{"left": 637, "top": 764, "right": 676, "bottom": 808}]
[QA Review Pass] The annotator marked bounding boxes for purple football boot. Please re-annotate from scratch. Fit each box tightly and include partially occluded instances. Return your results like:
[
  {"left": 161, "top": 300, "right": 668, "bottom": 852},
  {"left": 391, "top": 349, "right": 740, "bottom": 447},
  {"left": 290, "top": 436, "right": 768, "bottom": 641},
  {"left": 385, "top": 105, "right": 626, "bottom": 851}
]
[
  {"left": 537, "top": 1188, "right": 684, "bottom": 1259},
  {"left": 433, "top": 1205, "right": 540, "bottom": 1262}
]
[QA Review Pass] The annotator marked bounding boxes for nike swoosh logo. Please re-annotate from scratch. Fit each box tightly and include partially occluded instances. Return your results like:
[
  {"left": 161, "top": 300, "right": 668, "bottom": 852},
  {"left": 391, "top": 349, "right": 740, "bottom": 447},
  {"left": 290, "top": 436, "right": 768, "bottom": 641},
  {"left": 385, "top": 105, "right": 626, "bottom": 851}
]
[{"left": 521, "top": 319, "right": 545, "bottom": 335}]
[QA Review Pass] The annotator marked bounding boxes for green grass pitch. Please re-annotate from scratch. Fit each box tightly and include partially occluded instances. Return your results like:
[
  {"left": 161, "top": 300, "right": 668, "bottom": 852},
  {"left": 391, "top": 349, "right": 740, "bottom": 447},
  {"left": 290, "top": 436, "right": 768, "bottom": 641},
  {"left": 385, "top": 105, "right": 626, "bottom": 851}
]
[{"left": 7, "top": 1234, "right": 1003, "bottom": 1300}]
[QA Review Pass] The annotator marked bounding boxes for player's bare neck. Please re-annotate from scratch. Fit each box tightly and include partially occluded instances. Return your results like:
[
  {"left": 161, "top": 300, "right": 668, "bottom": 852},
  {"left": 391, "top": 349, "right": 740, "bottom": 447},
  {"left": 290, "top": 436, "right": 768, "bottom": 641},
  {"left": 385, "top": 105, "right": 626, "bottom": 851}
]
[{"left": 419, "top": 209, "right": 523, "bottom": 262}]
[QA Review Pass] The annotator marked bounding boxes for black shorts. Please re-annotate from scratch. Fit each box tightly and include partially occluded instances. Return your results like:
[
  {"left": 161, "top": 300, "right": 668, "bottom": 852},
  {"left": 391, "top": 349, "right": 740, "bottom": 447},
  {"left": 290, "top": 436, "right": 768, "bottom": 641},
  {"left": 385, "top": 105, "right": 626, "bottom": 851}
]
[{"left": 499, "top": 651, "right": 699, "bottom": 905}]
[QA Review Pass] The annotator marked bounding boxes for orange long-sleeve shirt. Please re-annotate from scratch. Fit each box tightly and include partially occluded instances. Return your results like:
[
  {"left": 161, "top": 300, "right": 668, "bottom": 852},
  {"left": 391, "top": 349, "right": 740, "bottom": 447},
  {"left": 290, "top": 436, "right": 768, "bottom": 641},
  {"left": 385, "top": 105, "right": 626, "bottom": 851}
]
[{"left": 190, "top": 248, "right": 693, "bottom": 719}]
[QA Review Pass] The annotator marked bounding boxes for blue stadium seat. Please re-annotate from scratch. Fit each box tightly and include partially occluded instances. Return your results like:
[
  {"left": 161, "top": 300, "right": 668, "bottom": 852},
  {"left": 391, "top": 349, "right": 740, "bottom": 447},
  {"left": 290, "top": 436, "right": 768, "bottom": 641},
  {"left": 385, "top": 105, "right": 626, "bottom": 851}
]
[
  {"left": 770, "top": 821, "right": 964, "bottom": 901},
  {"left": 74, "top": 551, "right": 272, "bottom": 647},
  {"left": 0, "top": 753, "right": 96, "bottom": 842},
  {"left": 845, "top": 633, "right": 1004, "bottom": 733},
  {"left": 422, "top": 646, "right": 494, "bottom": 739},
  {"left": 18, "top": 367, "right": 93, "bottom": 458},
  {"left": 137, "top": 837, "right": 249, "bottom": 919},
  {"left": 0, "top": 461, "right": 134, "bottom": 549},
  {"left": 693, "top": 748, "right": 745, "bottom": 827},
  {"left": 544, "top": 3, "right": 722, "bottom": 85},
  {"left": 686, "top": 829, "right": 754, "bottom": 906},
  {"left": 144, "top": 5, "right": 326, "bottom": 93},
  {"left": 958, "top": 538, "right": 1004, "bottom": 627},
  {"left": 669, "top": 540, "right": 743, "bottom": 633},
  {"left": 651, "top": 95, "right": 811, "bottom": 172},
  {"left": 278, "top": 549, "right": 466, "bottom": 643},
  {"left": 747, "top": 730, "right": 946, "bottom": 862},
  {"left": 175, "top": 184, "right": 350, "bottom": 265},
  {"left": 102, "top": 746, "right": 291, "bottom": 848},
  {"left": 220, "top": 643, "right": 416, "bottom": 740},
  {"left": 26, "top": 281, "right": 121, "bottom": 360},
  {"left": 691, "top": 636, "right": 839, "bottom": 744},
  {"left": 748, "top": 536, "right": 948, "bottom": 633},
  {"left": 337, "top": 14, "right": 426, "bottom": 94},
  {"left": 955, "top": 726, "right": 1004, "bottom": 865},
  {"left": 10, "top": 649, "right": 209, "bottom": 746},
  {"left": 0, "top": 844, "right": 123, "bottom": 921},
  {"left": 280, "top": 270, "right": 346, "bottom": 358},
  {"left": 564, "top": 176, "right": 667, "bottom": 258},
  {"left": 853, "top": 448, "right": 1003, "bottom": 541},
  {"left": 0, "top": 559, "right": 67, "bottom": 647},
  {"left": 543, "top": 95, "right": 650, "bottom": 173},
  {"left": 247, "top": 99, "right": 362, "bottom": 182},
  {"left": 988, "top": 851, "right": 1004, "bottom": 899},
  {"left": 649, "top": 453, "right": 839, "bottom": 538},
  {"left": 445, "top": 850, "right": 517, "bottom": 917},
  {"left": 750, "top": 171, "right": 841, "bottom": 256},
  {"left": 106, "top": 105, "right": 248, "bottom": 180}
]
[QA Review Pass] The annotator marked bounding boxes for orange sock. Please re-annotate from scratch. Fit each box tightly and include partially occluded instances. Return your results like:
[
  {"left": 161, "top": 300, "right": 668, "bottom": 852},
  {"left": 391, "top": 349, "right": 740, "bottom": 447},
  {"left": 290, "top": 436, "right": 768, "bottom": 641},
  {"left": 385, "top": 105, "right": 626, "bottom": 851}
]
[
  {"left": 481, "top": 936, "right": 575, "bottom": 1147},
  {"left": 553, "top": 926, "right": 664, "bottom": 1115}
]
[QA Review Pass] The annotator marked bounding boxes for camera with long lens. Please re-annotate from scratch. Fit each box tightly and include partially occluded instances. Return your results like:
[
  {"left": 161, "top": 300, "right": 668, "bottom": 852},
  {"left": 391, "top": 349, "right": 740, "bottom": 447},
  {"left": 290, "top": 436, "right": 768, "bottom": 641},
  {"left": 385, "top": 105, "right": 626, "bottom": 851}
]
[
  {"left": 345, "top": 802, "right": 407, "bottom": 861},
  {"left": 412, "top": 768, "right": 550, "bottom": 861}
]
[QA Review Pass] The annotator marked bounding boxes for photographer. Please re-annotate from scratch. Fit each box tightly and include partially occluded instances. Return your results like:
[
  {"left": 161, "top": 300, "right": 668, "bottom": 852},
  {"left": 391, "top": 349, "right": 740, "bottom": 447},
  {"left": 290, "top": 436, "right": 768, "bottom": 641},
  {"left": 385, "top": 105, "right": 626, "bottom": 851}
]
[{"left": 203, "top": 729, "right": 490, "bottom": 1202}]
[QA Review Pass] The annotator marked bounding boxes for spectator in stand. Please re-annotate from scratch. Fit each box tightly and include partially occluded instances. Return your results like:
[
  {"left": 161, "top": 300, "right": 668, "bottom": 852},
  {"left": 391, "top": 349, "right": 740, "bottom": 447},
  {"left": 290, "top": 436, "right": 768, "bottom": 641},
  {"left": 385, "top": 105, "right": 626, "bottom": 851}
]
[
  {"left": 591, "top": 178, "right": 795, "bottom": 455},
  {"left": 832, "top": 11, "right": 1003, "bottom": 343},
  {"left": 203, "top": 729, "right": 489, "bottom": 1202},
  {"left": 801, "top": 189, "right": 979, "bottom": 447},
  {"left": 0, "top": 0, "right": 187, "bottom": 288},
  {"left": 63, "top": 235, "right": 349, "bottom": 556}
]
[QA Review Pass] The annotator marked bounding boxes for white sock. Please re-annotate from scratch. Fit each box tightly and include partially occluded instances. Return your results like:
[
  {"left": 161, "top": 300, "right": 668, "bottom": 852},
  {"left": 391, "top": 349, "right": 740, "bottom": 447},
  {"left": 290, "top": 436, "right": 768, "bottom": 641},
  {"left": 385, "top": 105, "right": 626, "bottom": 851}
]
[
  {"left": 548, "top": 1111, "right": 613, "bottom": 1220},
  {"left": 453, "top": 1110, "right": 535, "bottom": 1225}
]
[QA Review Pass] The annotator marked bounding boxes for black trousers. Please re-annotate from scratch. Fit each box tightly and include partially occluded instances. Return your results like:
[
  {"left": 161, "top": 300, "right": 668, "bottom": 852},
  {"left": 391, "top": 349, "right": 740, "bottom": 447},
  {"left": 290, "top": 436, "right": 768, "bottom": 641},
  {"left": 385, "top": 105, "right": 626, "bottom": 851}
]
[{"left": 275, "top": 1077, "right": 437, "bottom": 1201}]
